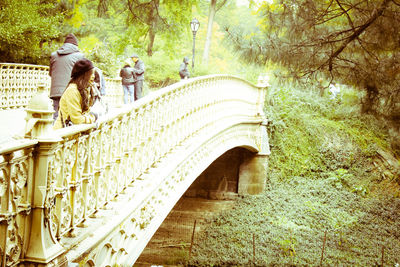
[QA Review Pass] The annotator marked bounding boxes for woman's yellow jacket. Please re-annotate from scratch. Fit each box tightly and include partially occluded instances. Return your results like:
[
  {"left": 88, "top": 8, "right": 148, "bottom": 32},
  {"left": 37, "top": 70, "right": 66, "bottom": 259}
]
[{"left": 53, "top": 83, "right": 96, "bottom": 129}]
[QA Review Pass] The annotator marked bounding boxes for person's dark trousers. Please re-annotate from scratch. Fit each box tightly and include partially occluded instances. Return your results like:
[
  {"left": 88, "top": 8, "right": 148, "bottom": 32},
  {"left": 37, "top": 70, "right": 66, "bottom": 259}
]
[
  {"left": 51, "top": 96, "right": 61, "bottom": 120},
  {"left": 134, "top": 80, "right": 143, "bottom": 100}
]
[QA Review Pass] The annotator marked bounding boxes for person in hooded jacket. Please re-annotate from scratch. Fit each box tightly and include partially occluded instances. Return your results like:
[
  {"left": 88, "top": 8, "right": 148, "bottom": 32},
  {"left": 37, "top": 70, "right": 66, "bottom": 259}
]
[
  {"left": 179, "top": 57, "right": 190, "bottom": 80},
  {"left": 119, "top": 63, "right": 136, "bottom": 104},
  {"left": 49, "top": 33, "right": 85, "bottom": 120}
]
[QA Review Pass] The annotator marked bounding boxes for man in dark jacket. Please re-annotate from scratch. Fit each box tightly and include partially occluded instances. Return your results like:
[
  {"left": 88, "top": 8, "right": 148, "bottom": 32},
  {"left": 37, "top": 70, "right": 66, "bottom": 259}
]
[
  {"left": 179, "top": 57, "right": 190, "bottom": 80},
  {"left": 131, "top": 53, "right": 145, "bottom": 100},
  {"left": 49, "top": 33, "right": 85, "bottom": 120},
  {"left": 119, "top": 63, "right": 136, "bottom": 104}
]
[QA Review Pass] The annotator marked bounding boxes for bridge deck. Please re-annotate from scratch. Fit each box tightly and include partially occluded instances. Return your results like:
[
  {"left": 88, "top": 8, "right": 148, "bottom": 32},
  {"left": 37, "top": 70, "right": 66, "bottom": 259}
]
[{"left": 0, "top": 109, "right": 26, "bottom": 144}]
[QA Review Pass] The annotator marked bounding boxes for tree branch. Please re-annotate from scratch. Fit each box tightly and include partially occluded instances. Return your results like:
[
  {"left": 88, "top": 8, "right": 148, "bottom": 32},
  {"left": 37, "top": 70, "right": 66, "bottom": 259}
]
[
  {"left": 216, "top": 0, "right": 227, "bottom": 12},
  {"left": 327, "top": 0, "right": 392, "bottom": 71},
  {"left": 335, "top": 0, "right": 355, "bottom": 29}
]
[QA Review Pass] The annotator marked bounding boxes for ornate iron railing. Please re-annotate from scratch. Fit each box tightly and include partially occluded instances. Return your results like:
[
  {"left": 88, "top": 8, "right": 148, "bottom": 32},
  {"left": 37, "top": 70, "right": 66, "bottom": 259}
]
[
  {"left": 0, "top": 63, "right": 123, "bottom": 110},
  {"left": 0, "top": 139, "right": 37, "bottom": 266},
  {"left": 0, "top": 74, "right": 268, "bottom": 266}
]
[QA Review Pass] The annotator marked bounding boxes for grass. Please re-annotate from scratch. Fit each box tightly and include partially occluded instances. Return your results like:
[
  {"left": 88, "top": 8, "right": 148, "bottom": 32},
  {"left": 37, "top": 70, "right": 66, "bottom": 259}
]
[
  {"left": 189, "top": 176, "right": 400, "bottom": 266},
  {"left": 188, "top": 82, "right": 400, "bottom": 266}
]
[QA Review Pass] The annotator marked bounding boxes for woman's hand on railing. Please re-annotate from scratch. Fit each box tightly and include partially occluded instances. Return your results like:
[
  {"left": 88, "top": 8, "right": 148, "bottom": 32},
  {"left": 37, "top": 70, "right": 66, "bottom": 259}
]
[{"left": 89, "top": 111, "right": 99, "bottom": 121}]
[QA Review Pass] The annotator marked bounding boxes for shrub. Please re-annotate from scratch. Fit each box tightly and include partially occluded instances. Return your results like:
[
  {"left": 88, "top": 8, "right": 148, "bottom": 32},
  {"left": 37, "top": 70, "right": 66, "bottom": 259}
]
[{"left": 265, "top": 81, "right": 391, "bottom": 182}]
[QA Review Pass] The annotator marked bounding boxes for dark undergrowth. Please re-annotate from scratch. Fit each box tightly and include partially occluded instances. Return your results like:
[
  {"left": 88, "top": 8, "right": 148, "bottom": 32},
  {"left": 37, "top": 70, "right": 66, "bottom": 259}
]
[{"left": 189, "top": 176, "right": 400, "bottom": 266}]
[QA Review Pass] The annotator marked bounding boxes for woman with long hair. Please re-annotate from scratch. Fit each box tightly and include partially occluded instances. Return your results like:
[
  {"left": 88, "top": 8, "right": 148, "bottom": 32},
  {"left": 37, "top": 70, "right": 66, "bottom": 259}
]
[{"left": 53, "top": 58, "right": 98, "bottom": 129}]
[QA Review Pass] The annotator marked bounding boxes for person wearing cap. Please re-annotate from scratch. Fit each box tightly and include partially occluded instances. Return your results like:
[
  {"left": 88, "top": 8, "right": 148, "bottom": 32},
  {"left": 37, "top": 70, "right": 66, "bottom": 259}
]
[
  {"left": 130, "top": 53, "right": 145, "bottom": 100},
  {"left": 53, "top": 58, "right": 98, "bottom": 130},
  {"left": 49, "top": 33, "right": 85, "bottom": 120}
]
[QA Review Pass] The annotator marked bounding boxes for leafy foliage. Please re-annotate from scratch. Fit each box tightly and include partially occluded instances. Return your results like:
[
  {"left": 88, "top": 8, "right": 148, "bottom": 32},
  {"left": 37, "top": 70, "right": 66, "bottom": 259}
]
[
  {"left": 143, "top": 51, "right": 182, "bottom": 88},
  {"left": 0, "top": 0, "right": 63, "bottom": 63},
  {"left": 264, "top": 80, "right": 390, "bottom": 180},
  {"left": 0, "top": 0, "right": 265, "bottom": 86},
  {"left": 84, "top": 40, "right": 120, "bottom": 77},
  {"left": 226, "top": 0, "right": 400, "bottom": 134},
  {"left": 125, "top": 0, "right": 198, "bottom": 56}
]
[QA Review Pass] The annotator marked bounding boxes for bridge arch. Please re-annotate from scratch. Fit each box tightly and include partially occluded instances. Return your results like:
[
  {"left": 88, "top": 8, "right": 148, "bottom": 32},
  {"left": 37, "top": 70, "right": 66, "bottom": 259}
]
[{"left": 187, "top": 146, "right": 259, "bottom": 199}]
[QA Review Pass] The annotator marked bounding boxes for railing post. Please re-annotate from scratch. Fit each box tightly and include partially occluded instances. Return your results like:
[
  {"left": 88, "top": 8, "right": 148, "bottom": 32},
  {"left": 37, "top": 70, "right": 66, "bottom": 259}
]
[
  {"left": 24, "top": 83, "right": 55, "bottom": 140},
  {"left": 23, "top": 84, "right": 65, "bottom": 264},
  {"left": 0, "top": 153, "right": 11, "bottom": 267}
]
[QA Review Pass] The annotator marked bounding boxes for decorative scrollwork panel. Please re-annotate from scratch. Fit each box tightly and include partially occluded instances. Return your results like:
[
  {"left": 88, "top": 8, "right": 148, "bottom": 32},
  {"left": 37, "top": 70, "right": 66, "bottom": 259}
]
[{"left": 0, "top": 145, "right": 35, "bottom": 267}]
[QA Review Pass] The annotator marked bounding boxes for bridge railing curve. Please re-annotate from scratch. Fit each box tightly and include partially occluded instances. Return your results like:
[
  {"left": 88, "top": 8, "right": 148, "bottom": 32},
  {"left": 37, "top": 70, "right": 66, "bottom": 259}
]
[
  {"left": 0, "top": 63, "right": 124, "bottom": 110},
  {"left": 0, "top": 73, "right": 267, "bottom": 266}
]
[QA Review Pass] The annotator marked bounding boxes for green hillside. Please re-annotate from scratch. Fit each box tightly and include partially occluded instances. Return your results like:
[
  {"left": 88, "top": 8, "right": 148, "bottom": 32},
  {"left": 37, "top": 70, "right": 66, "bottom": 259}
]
[{"left": 189, "top": 82, "right": 400, "bottom": 266}]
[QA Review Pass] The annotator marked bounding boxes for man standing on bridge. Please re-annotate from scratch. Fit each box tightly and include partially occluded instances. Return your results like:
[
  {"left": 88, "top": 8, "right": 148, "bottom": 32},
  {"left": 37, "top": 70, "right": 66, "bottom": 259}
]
[
  {"left": 131, "top": 53, "right": 145, "bottom": 100},
  {"left": 49, "top": 33, "right": 85, "bottom": 120},
  {"left": 179, "top": 56, "right": 190, "bottom": 80}
]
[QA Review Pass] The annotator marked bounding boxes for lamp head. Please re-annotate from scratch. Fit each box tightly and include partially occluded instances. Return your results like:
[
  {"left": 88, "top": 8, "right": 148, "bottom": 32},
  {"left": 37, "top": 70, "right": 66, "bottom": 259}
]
[{"left": 190, "top": 18, "right": 200, "bottom": 34}]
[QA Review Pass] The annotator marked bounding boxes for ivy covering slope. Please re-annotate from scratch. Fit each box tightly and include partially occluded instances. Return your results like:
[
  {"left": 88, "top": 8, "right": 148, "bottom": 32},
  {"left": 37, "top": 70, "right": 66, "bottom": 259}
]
[{"left": 188, "top": 83, "right": 400, "bottom": 266}]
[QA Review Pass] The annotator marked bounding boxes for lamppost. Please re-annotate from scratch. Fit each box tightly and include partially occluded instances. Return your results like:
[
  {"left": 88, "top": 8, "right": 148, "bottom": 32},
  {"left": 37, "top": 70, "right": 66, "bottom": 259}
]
[{"left": 190, "top": 18, "right": 200, "bottom": 72}]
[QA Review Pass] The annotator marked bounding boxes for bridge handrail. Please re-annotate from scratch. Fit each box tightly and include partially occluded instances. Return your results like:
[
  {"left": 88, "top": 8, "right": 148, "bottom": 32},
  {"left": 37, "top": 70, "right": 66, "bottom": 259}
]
[
  {"left": 0, "top": 74, "right": 267, "bottom": 266},
  {"left": 0, "top": 63, "right": 124, "bottom": 110}
]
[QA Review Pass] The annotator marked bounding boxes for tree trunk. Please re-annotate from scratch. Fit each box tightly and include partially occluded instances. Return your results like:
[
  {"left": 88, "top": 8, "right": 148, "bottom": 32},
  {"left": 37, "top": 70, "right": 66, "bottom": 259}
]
[
  {"left": 147, "top": 28, "right": 156, "bottom": 57},
  {"left": 361, "top": 84, "right": 378, "bottom": 114},
  {"left": 202, "top": 0, "right": 217, "bottom": 66},
  {"left": 97, "top": 0, "right": 108, "bottom": 18},
  {"left": 146, "top": 0, "right": 159, "bottom": 57}
]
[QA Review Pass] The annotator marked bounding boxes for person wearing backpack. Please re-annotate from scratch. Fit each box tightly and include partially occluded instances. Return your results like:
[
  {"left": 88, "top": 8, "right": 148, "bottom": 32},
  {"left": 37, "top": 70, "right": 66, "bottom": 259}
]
[{"left": 119, "top": 62, "right": 136, "bottom": 104}]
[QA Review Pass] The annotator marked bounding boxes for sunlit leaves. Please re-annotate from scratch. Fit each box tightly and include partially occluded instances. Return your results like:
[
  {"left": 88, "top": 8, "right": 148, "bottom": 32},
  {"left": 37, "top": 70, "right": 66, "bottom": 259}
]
[
  {"left": 0, "top": 0, "right": 62, "bottom": 63},
  {"left": 123, "top": 0, "right": 198, "bottom": 56},
  {"left": 226, "top": 0, "right": 400, "bottom": 121},
  {"left": 266, "top": 1, "right": 283, "bottom": 13}
]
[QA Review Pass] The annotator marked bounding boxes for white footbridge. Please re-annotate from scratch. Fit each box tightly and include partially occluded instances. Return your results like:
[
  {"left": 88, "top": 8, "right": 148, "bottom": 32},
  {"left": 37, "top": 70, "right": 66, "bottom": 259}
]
[{"left": 0, "top": 63, "right": 270, "bottom": 266}]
